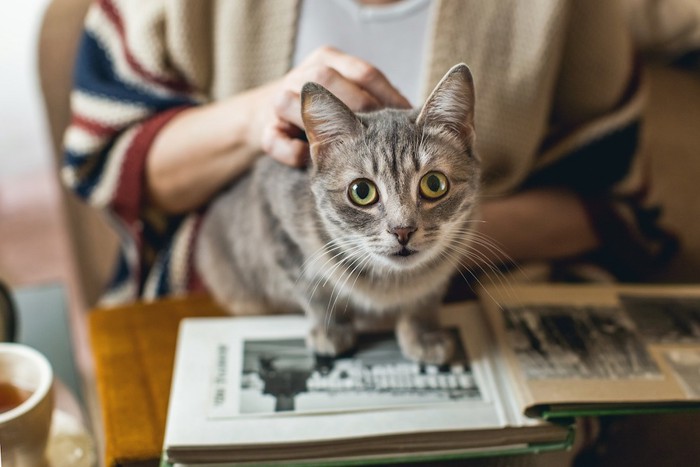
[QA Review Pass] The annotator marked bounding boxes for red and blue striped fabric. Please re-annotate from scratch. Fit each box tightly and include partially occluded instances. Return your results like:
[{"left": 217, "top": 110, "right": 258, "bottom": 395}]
[{"left": 62, "top": 0, "right": 201, "bottom": 304}]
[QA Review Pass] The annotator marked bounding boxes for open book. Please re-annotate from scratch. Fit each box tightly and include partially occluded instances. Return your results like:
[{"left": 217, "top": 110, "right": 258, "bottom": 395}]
[{"left": 162, "top": 284, "right": 700, "bottom": 466}]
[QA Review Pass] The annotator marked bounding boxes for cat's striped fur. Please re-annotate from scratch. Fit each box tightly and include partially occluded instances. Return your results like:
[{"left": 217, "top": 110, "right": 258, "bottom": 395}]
[{"left": 196, "top": 64, "right": 479, "bottom": 364}]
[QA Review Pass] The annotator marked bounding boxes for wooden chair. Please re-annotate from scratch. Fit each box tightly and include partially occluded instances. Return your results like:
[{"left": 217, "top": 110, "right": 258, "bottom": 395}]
[{"left": 37, "top": 0, "right": 119, "bottom": 458}]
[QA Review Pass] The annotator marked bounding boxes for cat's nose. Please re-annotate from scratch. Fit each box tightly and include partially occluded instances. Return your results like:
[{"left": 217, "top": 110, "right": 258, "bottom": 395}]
[{"left": 390, "top": 226, "right": 417, "bottom": 246}]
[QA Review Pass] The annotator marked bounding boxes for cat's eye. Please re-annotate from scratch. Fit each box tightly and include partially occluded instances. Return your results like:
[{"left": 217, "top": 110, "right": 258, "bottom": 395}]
[
  {"left": 419, "top": 172, "right": 449, "bottom": 200},
  {"left": 348, "top": 179, "right": 378, "bottom": 206}
]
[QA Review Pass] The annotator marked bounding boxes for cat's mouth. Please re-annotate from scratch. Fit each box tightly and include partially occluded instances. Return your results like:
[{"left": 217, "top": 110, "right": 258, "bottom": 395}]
[{"left": 392, "top": 247, "right": 417, "bottom": 258}]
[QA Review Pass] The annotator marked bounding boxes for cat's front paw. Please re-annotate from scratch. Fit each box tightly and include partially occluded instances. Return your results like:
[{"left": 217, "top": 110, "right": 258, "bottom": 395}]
[
  {"left": 307, "top": 323, "right": 357, "bottom": 356},
  {"left": 397, "top": 319, "right": 455, "bottom": 365}
]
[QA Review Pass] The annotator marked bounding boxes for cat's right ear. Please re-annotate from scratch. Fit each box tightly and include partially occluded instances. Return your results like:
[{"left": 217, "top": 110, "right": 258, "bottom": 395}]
[
  {"left": 301, "top": 83, "right": 363, "bottom": 158},
  {"left": 416, "top": 63, "right": 475, "bottom": 150}
]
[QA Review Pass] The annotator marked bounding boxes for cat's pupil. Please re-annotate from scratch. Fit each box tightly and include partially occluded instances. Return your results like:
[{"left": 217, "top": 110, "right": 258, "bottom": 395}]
[
  {"left": 356, "top": 182, "right": 370, "bottom": 199},
  {"left": 427, "top": 175, "right": 441, "bottom": 192}
]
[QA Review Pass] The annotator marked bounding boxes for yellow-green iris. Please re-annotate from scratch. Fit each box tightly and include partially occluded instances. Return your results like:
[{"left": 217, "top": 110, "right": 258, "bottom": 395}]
[
  {"left": 419, "top": 172, "right": 449, "bottom": 199},
  {"left": 349, "top": 179, "right": 378, "bottom": 206}
]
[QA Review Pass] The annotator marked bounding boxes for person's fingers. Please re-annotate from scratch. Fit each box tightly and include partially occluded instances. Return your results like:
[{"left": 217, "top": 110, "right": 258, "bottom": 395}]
[
  {"left": 264, "top": 47, "right": 410, "bottom": 148},
  {"left": 276, "top": 119, "right": 307, "bottom": 140},
  {"left": 273, "top": 89, "right": 304, "bottom": 129},
  {"left": 278, "top": 66, "right": 382, "bottom": 127},
  {"left": 261, "top": 123, "right": 309, "bottom": 167},
  {"left": 309, "top": 46, "right": 412, "bottom": 109}
]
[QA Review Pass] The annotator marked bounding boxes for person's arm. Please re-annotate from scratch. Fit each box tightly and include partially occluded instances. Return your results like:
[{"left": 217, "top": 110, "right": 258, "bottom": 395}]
[
  {"left": 62, "top": 1, "right": 196, "bottom": 225},
  {"left": 144, "top": 86, "right": 271, "bottom": 215},
  {"left": 473, "top": 188, "right": 599, "bottom": 267},
  {"left": 145, "top": 46, "right": 411, "bottom": 214},
  {"left": 65, "top": 18, "right": 409, "bottom": 218}
]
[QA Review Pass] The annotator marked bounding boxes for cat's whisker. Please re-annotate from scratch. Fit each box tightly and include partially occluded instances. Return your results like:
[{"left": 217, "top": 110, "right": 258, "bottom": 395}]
[
  {"left": 325, "top": 254, "right": 357, "bottom": 322},
  {"left": 462, "top": 230, "right": 511, "bottom": 260},
  {"left": 456, "top": 229, "right": 524, "bottom": 280},
  {"left": 308, "top": 242, "right": 365, "bottom": 300},
  {"left": 307, "top": 243, "right": 366, "bottom": 302},
  {"left": 443, "top": 229, "right": 509, "bottom": 273},
  {"left": 308, "top": 254, "right": 350, "bottom": 304},
  {"left": 454, "top": 219, "right": 487, "bottom": 224},
  {"left": 329, "top": 252, "right": 372, "bottom": 322},
  {"left": 296, "top": 238, "right": 360, "bottom": 286},
  {"left": 445, "top": 232, "right": 514, "bottom": 288},
  {"left": 444, "top": 238, "right": 515, "bottom": 303},
  {"left": 305, "top": 251, "right": 351, "bottom": 300},
  {"left": 463, "top": 230, "right": 530, "bottom": 282},
  {"left": 452, "top": 251, "right": 521, "bottom": 307},
  {"left": 437, "top": 249, "right": 476, "bottom": 297},
  {"left": 443, "top": 243, "right": 496, "bottom": 293},
  {"left": 448, "top": 226, "right": 526, "bottom": 278},
  {"left": 306, "top": 240, "right": 363, "bottom": 284},
  {"left": 344, "top": 252, "right": 373, "bottom": 304},
  {"left": 300, "top": 240, "right": 347, "bottom": 269},
  {"left": 319, "top": 243, "right": 366, "bottom": 287},
  {"left": 298, "top": 237, "right": 359, "bottom": 274},
  {"left": 323, "top": 251, "right": 369, "bottom": 331},
  {"left": 441, "top": 246, "right": 501, "bottom": 306},
  {"left": 446, "top": 238, "right": 503, "bottom": 284}
]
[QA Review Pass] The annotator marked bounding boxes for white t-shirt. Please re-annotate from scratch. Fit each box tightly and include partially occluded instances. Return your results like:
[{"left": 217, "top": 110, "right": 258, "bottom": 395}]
[{"left": 293, "top": 0, "right": 434, "bottom": 106}]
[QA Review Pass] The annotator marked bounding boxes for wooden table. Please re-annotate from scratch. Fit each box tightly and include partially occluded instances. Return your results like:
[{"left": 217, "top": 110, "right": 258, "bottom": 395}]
[
  {"left": 89, "top": 294, "right": 225, "bottom": 467},
  {"left": 88, "top": 294, "right": 584, "bottom": 467}
]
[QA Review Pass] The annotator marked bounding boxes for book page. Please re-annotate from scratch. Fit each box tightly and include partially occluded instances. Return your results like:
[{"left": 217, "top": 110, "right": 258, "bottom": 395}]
[
  {"left": 231, "top": 329, "right": 479, "bottom": 417},
  {"left": 164, "top": 303, "right": 550, "bottom": 451},
  {"left": 480, "top": 284, "right": 700, "bottom": 416}
]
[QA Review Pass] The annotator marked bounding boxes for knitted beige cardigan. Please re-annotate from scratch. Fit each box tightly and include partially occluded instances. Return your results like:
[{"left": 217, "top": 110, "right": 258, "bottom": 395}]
[
  {"left": 117, "top": 0, "right": 643, "bottom": 197},
  {"left": 67, "top": 0, "right": 661, "bottom": 303}
]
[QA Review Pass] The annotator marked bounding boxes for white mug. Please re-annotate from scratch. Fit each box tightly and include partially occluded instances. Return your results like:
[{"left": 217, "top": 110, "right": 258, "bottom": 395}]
[{"left": 0, "top": 343, "right": 54, "bottom": 467}]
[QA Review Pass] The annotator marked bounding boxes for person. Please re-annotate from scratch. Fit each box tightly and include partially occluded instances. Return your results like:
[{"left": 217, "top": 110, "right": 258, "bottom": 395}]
[{"left": 62, "top": 0, "right": 676, "bottom": 306}]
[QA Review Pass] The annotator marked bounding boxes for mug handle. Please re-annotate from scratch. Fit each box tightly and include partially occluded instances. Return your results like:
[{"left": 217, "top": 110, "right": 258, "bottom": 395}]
[{"left": 0, "top": 280, "right": 17, "bottom": 342}]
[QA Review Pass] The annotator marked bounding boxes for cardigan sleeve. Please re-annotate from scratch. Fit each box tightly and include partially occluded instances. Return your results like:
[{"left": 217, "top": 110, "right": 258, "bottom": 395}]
[
  {"left": 61, "top": 0, "right": 201, "bottom": 300},
  {"left": 62, "top": 0, "right": 198, "bottom": 222},
  {"left": 524, "top": 0, "right": 644, "bottom": 195},
  {"left": 521, "top": 0, "right": 678, "bottom": 281}
]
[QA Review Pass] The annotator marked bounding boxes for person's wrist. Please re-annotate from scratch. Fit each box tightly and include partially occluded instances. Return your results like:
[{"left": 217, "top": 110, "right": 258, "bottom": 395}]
[{"left": 234, "top": 81, "right": 279, "bottom": 158}]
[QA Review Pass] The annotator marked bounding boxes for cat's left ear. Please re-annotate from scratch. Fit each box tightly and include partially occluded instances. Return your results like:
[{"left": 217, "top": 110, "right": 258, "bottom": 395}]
[
  {"left": 301, "top": 83, "right": 363, "bottom": 158},
  {"left": 416, "top": 63, "right": 475, "bottom": 149}
]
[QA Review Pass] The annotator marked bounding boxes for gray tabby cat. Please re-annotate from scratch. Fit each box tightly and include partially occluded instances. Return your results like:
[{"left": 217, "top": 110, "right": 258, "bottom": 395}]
[{"left": 196, "top": 63, "right": 479, "bottom": 364}]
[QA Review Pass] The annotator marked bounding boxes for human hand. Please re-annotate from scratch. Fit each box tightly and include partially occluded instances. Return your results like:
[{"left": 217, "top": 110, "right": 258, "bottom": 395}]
[{"left": 257, "top": 46, "right": 411, "bottom": 167}]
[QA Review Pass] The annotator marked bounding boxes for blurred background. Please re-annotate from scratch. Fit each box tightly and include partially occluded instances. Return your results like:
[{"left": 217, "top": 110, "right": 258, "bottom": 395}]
[{"left": 0, "top": 0, "right": 71, "bottom": 292}]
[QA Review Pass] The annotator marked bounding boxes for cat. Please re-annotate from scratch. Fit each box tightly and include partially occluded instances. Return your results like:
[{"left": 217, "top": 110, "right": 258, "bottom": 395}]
[{"left": 196, "top": 63, "right": 479, "bottom": 365}]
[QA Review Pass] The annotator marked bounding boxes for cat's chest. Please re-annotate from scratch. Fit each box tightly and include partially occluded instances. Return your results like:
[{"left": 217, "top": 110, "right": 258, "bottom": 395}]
[{"left": 302, "top": 257, "right": 452, "bottom": 313}]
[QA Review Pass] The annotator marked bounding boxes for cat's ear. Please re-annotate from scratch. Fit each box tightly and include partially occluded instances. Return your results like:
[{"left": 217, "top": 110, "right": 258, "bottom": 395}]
[
  {"left": 301, "top": 83, "right": 363, "bottom": 156},
  {"left": 416, "top": 63, "right": 475, "bottom": 148}
]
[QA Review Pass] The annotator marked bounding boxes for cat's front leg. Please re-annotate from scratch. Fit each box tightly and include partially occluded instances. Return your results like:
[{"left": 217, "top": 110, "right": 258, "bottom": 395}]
[
  {"left": 396, "top": 303, "right": 454, "bottom": 365},
  {"left": 303, "top": 297, "right": 357, "bottom": 357}
]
